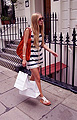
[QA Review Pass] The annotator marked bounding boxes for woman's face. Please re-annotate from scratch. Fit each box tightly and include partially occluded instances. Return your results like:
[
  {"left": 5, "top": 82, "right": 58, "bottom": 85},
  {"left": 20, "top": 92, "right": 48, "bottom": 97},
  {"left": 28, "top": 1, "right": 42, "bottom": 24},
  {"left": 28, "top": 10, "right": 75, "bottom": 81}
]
[{"left": 38, "top": 15, "right": 44, "bottom": 26}]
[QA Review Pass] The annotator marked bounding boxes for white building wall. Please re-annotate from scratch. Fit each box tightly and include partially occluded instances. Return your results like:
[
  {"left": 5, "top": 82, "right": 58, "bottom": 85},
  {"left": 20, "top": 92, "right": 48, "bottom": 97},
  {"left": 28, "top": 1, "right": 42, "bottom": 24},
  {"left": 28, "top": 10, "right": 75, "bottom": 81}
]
[
  {"left": 51, "top": 0, "right": 61, "bottom": 34},
  {"left": 61, "top": 0, "right": 77, "bottom": 35},
  {"left": 51, "top": 0, "right": 77, "bottom": 35},
  {"left": 61, "top": 0, "right": 77, "bottom": 85},
  {"left": 70, "top": 0, "right": 77, "bottom": 33},
  {"left": 15, "top": 0, "right": 25, "bottom": 18},
  {"left": 15, "top": 0, "right": 43, "bottom": 26},
  {"left": 15, "top": 0, "right": 31, "bottom": 25}
]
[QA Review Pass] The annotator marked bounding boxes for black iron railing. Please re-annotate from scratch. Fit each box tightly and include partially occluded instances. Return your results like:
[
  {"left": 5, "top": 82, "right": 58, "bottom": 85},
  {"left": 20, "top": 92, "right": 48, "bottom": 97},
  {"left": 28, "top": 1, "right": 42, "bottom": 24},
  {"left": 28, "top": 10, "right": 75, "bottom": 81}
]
[
  {"left": 40, "top": 28, "right": 77, "bottom": 93},
  {"left": 0, "top": 17, "right": 28, "bottom": 48}
]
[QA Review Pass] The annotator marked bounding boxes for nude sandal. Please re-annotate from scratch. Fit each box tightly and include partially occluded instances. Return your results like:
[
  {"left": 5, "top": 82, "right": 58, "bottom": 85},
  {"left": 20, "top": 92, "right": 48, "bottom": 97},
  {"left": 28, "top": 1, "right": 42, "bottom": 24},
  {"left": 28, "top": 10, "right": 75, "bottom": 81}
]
[{"left": 40, "top": 96, "right": 51, "bottom": 106}]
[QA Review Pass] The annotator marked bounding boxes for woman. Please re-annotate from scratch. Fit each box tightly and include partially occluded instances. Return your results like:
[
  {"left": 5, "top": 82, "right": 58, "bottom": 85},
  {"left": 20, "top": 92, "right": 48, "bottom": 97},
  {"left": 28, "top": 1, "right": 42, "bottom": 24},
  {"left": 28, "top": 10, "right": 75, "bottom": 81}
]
[{"left": 22, "top": 13, "right": 58, "bottom": 106}]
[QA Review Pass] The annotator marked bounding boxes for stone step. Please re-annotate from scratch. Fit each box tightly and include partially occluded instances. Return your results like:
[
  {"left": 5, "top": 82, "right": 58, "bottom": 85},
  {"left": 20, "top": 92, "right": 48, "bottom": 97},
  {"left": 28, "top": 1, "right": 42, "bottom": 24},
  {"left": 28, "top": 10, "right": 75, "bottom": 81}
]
[
  {"left": 0, "top": 57, "right": 22, "bottom": 71},
  {"left": 0, "top": 52, "right": 22, "bottom": 64},
  {"left": 7, "top": 44, "right": 18, "bottom": 49},
  {"left": 3, "top": 48, "right": 17, "bottom": 56},
  {"left": 13, "top": 40, "right": 21, "bottom": 45}
]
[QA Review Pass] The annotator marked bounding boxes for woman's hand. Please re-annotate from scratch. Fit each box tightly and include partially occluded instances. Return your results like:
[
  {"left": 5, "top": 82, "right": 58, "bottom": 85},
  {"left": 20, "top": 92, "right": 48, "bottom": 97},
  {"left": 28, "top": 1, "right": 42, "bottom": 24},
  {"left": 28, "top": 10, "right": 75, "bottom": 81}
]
[
  {"left": 52, "top": 51, "right": 58, "bottom": 57},
  {"left": 22, "top": 59, "right": 26, "bottom": 67},
  {"left": 42, "top": 44, "right": 58, "bottom": 57}
]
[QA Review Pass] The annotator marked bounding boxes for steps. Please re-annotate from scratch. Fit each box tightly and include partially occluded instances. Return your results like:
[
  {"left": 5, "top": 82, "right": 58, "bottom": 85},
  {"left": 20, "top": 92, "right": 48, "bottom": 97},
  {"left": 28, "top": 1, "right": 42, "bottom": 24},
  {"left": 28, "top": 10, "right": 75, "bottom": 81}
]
[
  {"left": 0, "top": 57, "right": 21, "bottom": 71},
  {"left": 0, "top": 40, "right": 22, "bottom": 72}
]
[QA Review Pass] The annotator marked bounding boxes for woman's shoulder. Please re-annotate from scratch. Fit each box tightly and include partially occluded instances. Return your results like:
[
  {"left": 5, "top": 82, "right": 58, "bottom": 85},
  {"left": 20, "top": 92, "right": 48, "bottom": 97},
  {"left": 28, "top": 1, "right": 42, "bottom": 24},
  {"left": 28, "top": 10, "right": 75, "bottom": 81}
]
[
  {"left": 24, "top": 27, "right": 31, "bottom": 34},
  {"left": 26, "top": 27, "right": 31, "bottom": 31}
]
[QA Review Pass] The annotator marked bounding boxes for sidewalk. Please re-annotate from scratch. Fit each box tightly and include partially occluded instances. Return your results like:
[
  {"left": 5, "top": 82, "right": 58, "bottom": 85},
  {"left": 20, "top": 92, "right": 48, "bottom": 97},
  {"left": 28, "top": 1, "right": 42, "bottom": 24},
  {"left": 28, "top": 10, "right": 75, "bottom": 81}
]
[{"left": 0, "top": 65, "right": 77, "bottom": 120}]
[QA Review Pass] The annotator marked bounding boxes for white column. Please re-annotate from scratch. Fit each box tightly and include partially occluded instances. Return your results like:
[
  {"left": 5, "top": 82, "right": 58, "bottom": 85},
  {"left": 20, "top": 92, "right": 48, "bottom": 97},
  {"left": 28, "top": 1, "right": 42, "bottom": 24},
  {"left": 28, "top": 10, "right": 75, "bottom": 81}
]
[
  {"left": 30, "top": 0, "right": 35, "bottom": 16},
  {"left": 41, "top": 0, "right": 44, "bottom": 16},
  {"left": 68, "top": 0, "right": 71, "bottom": 34}
]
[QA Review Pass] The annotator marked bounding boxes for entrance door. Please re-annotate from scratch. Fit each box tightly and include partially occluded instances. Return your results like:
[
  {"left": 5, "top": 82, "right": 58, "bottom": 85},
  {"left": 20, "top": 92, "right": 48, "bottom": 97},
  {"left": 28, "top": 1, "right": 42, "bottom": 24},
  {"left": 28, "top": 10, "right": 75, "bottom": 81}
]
[{"left": 44, "top": 0, "right": 51, "bottom": 35}]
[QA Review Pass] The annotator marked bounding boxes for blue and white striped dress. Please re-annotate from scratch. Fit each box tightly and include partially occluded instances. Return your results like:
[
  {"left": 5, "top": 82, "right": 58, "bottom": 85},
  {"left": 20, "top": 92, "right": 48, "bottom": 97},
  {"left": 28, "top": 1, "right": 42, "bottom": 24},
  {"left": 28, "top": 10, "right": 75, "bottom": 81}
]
[{"left": 26, "top": 31, "right": 43, "bottom": 69}]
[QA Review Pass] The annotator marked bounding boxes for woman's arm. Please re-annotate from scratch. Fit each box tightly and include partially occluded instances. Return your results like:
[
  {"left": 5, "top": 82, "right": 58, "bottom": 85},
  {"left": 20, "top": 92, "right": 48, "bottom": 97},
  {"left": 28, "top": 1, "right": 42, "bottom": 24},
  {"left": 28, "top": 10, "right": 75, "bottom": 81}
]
[
  {"left": 42, "top": 40, "right": 58, "bottom": 57},
  {"left": 22, "top": 28, "right": 29, "bottom": 67}
]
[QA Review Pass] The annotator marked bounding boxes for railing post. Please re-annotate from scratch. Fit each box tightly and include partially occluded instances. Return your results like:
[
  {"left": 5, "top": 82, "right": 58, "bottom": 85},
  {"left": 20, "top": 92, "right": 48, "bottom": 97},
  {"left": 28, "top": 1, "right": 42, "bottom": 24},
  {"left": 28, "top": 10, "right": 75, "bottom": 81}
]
[
  {"left": 59, "top": 32, "right": 63, "bottom": 82},
  {"left": 65, "top": 32, "right": 70, "bottom": 84},
  {"left": 44, "top": 14, "right": 46, "bottom": 77},
  {"left": 25, "top": 17, "right": 26, "bottom": 28},
  {"left": 53, "top": 32, "right": 57, "bottom": 80},
  {"left": 22, "top": 17, "right": 24, "bottom": 33},
  {"left": 3, "top": 26, "right": 6, "bottom": 48},
  {"left": 20, "top": 17, "right": 21, "bottom": 33},
  {"left": 15, "top": 18, "right": 16, "bottom": 40},
  {"left": 12, "top": 22, "right": 14, "bottom": 41},
  {"left": 9, "top": 23, "right": 11, "bottom": 42},
  {"left": 6, "top": 25, "right": 9, "bottom": 44},
  {"left": 17, "top": 18, "right": 19, "bottom": 39},
  {"left": 49, "top": 13, "right": 51, "bottom": 75},
  {"left": 0, "top": 29, "right": 3, "bottom": 49},
  {"left": 52, "top": 12, "right": 54, "bottom": 41},
  {"left": 44, "top": 14, "right": 46, "bottom": 42},
  {"left": 20, "top": 29, "right": 22, "bottom": 38},
  {"left": 72, "top": 28, "right": 76, "bottom": 87},
  {"left": 55, "top": 12, "right": 57, "bottom": 33}
]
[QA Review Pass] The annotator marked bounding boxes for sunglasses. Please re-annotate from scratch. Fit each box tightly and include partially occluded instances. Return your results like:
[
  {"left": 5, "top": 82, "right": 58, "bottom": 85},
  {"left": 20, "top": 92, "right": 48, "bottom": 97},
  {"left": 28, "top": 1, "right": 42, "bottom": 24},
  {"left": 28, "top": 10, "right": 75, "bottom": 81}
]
[{"left": 39, "top": 17, "right": 44, "bottom": 21}]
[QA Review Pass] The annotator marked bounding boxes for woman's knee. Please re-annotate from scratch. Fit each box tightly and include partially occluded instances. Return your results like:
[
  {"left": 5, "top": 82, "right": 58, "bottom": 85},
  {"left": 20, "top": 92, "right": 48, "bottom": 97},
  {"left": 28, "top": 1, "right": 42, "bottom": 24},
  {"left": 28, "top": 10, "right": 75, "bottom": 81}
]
[
  {"left": 30, "top": 74, "right": 34, "bottom": 80},
  {"left": 30, "top": 68, "right": 40, "bottom": 81},
  {"left": 35, "top": 75, "right": 40, "bottom": 82}
]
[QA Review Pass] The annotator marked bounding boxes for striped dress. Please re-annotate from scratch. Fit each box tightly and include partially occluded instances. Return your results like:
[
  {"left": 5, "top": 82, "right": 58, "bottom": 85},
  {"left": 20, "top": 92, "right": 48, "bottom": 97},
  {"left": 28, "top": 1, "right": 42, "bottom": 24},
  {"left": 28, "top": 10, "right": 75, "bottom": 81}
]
[{"left": 26, "top": 31, "right": 43, "bottom": 69}]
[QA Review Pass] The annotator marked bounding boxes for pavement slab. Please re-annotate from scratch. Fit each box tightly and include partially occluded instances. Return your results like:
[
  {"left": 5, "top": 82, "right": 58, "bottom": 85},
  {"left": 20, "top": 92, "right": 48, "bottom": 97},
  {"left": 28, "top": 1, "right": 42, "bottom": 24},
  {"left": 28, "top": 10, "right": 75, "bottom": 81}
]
[
  {"left": 2, "top": 69, "right": 17, "bottom": 78},
  {"left": 62, "top": 93, "right": 77, "bottom": 111},
  {"left": 0, "top": 77, "right": 16, "bottom": 94},
  {"left": 40, "top": 104, "right": 77, "bottom": 120},
  {"left": 17, "top": 90, "right": 64, "bottom": 120},
  {"left": 41, "top": 80, "right": 52, "bottom": 90},
  {"left": 0, "top": 103, "right": 6, "bottom": 115},
  {"left": 44, "top": 84, "right": 72, "bottom": 99},
  {"left": 0, "top": 72, "right": 9, "bottom": 82},
  {"left": 0, "top": 66, "right": 8, "bottom": 72},
  {"left": 0, "top": 107, "right": 33, "bottom": 120},
  {"left": 0, "top": 88, "right": 29, "bottom": 108}
]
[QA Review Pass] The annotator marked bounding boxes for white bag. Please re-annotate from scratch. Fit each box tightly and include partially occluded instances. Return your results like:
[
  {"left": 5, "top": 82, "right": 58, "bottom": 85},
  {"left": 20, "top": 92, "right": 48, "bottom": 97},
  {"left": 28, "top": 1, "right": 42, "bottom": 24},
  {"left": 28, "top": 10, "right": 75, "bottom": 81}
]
[
  {"left": 14, "top": 71, "right": 29, "bottom": 91},
  {"left": 19, "top": 80, "right": 40, "bottom": 98},
  {"left": 14, "top": 71, "right": 40, "bottom": 98}
]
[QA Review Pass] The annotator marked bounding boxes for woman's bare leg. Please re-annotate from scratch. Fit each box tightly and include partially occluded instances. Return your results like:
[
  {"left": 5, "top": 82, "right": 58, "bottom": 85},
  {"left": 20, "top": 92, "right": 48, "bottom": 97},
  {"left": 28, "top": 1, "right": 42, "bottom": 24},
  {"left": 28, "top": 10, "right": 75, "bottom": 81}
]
[
  {"left": 30, "top": 67, "right": 43, "bottom": 97},
  {"left": 30, "top": 74, "right": 35, "bottom": 81},
  {"left": 30, "top": 67, "right": 51, "bottom": 105},
  {"left": 30, "top": 67, "right": 40, "bottom": 81}
]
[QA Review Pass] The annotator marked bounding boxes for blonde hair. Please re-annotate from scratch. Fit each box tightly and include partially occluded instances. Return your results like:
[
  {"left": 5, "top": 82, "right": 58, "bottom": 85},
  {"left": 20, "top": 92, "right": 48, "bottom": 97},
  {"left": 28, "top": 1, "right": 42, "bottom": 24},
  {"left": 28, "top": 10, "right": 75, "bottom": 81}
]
[{"left": 31, "top": 13, "right": 44, "bottom": 49}]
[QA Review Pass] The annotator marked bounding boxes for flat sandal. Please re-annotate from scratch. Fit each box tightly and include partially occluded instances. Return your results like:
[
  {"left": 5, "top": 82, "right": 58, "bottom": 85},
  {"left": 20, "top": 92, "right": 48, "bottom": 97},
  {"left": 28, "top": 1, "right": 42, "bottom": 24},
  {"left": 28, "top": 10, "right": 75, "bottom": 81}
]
[{"left": 40, "top": 96, "right": 51, "bottom": 106}]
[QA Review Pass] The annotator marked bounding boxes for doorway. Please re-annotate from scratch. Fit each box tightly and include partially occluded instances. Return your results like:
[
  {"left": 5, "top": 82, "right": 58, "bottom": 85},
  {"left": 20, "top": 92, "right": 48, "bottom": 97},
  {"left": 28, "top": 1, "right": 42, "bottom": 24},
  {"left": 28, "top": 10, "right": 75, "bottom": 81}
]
[{"left": 44, "top": 0, "right": 51, "bottom": 35}]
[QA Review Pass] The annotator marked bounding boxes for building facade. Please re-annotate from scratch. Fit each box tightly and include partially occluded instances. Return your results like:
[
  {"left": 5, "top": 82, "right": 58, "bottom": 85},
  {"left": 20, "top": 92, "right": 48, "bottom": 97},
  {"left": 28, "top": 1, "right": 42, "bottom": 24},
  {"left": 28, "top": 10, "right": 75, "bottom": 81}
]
[{"left": 0, "top": 0, "right": 77, "bottom": 35}]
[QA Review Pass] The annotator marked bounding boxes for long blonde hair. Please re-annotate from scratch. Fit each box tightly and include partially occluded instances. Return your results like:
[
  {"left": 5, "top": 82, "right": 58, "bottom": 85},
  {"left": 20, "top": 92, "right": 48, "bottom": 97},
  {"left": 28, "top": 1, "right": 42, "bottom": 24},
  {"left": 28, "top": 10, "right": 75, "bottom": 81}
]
[{"left": 31, "top": 13, "right": 44, "bottom": 49}]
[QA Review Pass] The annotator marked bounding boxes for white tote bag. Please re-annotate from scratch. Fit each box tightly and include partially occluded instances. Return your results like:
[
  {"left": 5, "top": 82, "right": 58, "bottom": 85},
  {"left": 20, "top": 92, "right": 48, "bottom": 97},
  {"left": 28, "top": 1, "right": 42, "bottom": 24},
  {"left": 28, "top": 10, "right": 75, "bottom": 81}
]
[
  {"left": 14, "top": 71, "right": 40, "bottom": 98},
  {"left": 19, "top": 80, "right": 40, "bottom": 98},
  {"left": 14, "top": 71, "right": 29, "bottom": 91}
]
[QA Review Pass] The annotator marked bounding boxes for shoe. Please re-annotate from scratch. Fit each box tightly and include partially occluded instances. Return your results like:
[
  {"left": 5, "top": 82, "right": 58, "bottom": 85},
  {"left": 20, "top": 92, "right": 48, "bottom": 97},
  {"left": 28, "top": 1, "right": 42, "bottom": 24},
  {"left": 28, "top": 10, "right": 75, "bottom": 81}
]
[{"left": 40, "top": 96, "right": 51, "bottom": 106}]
